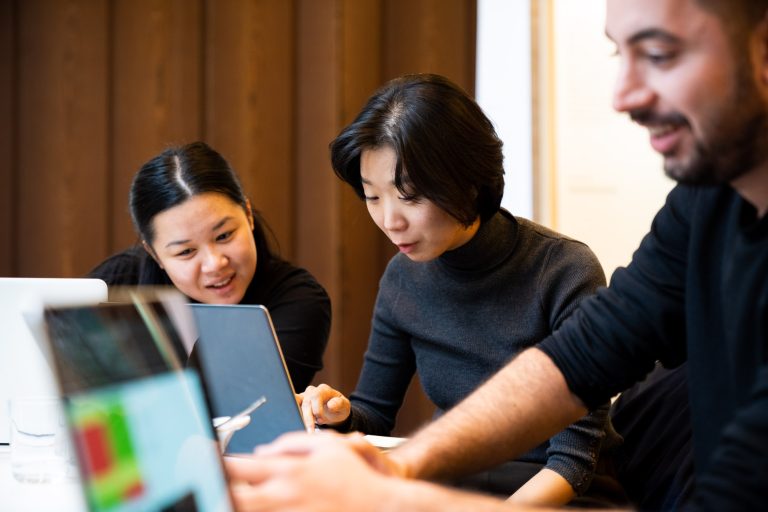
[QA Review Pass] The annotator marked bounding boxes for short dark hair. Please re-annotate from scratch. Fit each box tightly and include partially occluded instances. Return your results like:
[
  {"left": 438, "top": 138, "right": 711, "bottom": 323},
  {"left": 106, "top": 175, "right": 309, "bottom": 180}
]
[
  {"left": 130, "top": 141, "right": 275, "bottom": 260},
  {"left": 696, "top": 0, "right": 768, "bottom": 44},
  {"left": 330, "top": 74, "right": 505, "bottom": 226}
]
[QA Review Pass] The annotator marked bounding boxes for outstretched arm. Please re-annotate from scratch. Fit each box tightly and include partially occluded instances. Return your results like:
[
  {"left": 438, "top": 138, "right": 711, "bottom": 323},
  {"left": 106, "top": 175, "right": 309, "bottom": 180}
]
[
  {"left": 389, "top": 348, "right": 587, "bottom": 482},
  {"left": 227, "top": 432, "right": 565, "bottom": 512}
]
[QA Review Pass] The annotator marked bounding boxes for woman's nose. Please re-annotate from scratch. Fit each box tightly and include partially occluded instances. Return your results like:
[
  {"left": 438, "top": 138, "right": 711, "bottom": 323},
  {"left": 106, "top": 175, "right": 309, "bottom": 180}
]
[
  {"left": 382, "top": 202, "right": 406, "bottom": 232},
  {"left": 201, "top": 247, "right": 228, "bottom": 272}
]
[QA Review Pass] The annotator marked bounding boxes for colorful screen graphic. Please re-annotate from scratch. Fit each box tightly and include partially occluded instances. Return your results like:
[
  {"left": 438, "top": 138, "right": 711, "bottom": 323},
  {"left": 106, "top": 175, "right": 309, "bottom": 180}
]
[
  {"left": 45, "top": 300, "right": 233, "bottom": 512},
  {"left": 71, "top": 394, "right": 145, "bottom": 509},
  {"left": 65, "top": 371, "right": 229, "bottom": 512}
]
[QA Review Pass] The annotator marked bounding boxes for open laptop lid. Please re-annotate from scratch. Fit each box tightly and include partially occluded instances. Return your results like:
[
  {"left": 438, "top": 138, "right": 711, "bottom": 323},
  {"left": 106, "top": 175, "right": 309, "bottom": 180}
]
[
  {"left": 0, "top": 277, "right": 108, "bottom": 444},
  {"left": 189, "top": 304, "right": 305, "bottom": 453},
  {"left": 44, "top": 295, "right": 234, "bottom": 512}
]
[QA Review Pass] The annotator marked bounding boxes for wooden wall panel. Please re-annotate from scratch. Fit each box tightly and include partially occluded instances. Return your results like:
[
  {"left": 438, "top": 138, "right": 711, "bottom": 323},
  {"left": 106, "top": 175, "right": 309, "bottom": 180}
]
[
  {"left": 17, "top": 0, "right": 109, "bottom": 277},
  {"left": 5, "top": 0, "right": 477, "bottom": 436},
  {"left": 109, "top": 0, "right": 204, "bottom": 254},
  {"left": 336, "top": 0, "right": 389, "bottom": 394},
  {"left": 0, "top": 1, "right": 14, "bottom": 276},
  {"left": 295, "top": 0, "right": 344, "bottom": 386},
  {"left": 384, "top": 0, "right": 477, "bottom": 91},
  {"left": 296, "top": 0, "right": 477, "bottom": 431},
  {"left": 205, "top": 0, "right": 296, "bottom": 258}
]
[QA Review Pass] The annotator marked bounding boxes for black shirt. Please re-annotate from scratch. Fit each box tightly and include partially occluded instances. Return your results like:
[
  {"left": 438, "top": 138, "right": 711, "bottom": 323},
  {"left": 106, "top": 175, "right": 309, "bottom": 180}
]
[
  {"left": 540, "top": 184, "right": 768, "bottom": 510},
  {"left": 88, "top": 242, "right": 331, "bottom": 390}
]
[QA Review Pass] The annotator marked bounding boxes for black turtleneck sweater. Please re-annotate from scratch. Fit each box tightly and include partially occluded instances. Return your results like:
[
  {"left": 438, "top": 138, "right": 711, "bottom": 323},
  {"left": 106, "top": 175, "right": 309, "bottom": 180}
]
[
  {"left": 87, "top": 242, "right": 331, "bottom": 391},
  {"left": 345, "top": 209, "right": 610, "bottom": 495}
]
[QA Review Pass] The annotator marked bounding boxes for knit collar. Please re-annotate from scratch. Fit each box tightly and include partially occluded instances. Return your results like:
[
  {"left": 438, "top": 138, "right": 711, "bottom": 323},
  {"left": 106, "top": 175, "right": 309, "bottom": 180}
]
[{"left": 436, "top": 209, "right": 518, "bottom": 273}]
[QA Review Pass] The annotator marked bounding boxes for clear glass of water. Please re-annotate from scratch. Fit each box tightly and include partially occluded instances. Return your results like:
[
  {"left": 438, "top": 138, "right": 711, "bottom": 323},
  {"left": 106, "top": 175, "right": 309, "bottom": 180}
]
[{"left": 10, "top": 396, "right": 77, "bottom": 483}]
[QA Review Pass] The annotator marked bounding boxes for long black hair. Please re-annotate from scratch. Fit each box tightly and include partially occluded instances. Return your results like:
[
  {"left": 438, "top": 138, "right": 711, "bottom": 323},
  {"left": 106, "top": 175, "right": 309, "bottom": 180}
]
[{"left": 130, "top": 141, "right": 277, "bottom": 266}]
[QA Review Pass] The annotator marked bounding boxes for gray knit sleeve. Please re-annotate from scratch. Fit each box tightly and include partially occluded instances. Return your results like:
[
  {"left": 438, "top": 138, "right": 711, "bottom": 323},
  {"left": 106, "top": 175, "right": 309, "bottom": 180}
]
[
  {"left": 537, "top": 237, "right": 610, "bottom": 494},
  {"left": 545, "top": 403, "right": 610, "bottom": 494}
]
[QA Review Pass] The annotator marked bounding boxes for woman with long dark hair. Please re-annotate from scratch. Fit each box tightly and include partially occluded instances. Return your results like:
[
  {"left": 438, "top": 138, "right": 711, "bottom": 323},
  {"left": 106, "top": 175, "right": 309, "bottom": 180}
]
[{"left": 89, "top": 141, "right": 330, "bottom": 390}]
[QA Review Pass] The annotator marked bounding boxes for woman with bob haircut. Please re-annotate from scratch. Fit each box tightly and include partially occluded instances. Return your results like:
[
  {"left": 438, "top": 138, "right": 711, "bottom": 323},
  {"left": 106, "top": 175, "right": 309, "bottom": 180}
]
[
  {"left": 298, "top": 74, "right": 620, "bottom": 507},
  {"left": 88, "top": 141, "right": 330, "bottom": 390}
]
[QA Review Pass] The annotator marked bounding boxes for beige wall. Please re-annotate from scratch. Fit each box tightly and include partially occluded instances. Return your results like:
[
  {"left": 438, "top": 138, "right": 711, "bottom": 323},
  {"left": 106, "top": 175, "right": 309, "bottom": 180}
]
[{"left": 535, "top": 0, "right": 675, "bottom": 278}]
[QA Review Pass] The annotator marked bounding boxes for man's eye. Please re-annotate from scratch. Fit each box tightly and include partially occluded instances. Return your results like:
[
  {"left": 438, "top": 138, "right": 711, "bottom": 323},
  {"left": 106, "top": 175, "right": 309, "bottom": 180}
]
[{"left": 645, "top": 50, "right": 675, "bottom": 65}]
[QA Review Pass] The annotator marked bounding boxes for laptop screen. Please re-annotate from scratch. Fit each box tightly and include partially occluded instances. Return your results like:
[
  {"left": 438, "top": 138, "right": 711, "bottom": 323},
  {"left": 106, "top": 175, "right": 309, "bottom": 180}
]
[
  {"left": 189, "top": 304, "right": 306, "bottom": 453},
  {"left": 0, "top": 277, "right": 108, "bottom": 444},
  {"left": 45, "top": 299, "right": 234, "bottom": 512}
]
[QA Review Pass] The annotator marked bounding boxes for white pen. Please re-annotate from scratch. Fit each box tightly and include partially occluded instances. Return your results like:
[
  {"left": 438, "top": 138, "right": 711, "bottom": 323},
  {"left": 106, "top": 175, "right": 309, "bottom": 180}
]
[{"left": 215, "top": 396, "right": 267, "bottom": 431}]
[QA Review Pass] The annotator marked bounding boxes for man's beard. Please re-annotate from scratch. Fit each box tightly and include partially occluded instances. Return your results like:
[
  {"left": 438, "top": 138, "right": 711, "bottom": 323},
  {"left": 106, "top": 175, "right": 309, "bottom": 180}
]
[
  {"left": 631, "top": 69, "right": 768, "bottom": 186},
  {"left": 667, "top": 103, "right": 768, "bottom": 186}
]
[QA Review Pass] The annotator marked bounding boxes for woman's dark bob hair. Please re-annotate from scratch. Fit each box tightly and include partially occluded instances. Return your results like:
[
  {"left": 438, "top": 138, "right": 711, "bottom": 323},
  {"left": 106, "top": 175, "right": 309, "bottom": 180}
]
[
  {"left": 130, "top": 141, "right": 274, "bottom": 260},
  {"left": 330, "top": 73, "right": 505, "bottom": 226}
]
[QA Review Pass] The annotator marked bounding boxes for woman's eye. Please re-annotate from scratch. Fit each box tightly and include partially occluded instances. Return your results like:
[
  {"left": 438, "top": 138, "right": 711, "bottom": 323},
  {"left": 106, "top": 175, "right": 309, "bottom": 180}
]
[
  {"left": 175, "top": 248, "right": 194, "bottom": 257},
  {"left": 216, "top": 230, "right": 234, "bottom": 242},
  {"left": 364, "top": 195, "right": 379, "bottom": 202},
  {"left": 399, "top": 194, "right": 421, "bottom": 204}
]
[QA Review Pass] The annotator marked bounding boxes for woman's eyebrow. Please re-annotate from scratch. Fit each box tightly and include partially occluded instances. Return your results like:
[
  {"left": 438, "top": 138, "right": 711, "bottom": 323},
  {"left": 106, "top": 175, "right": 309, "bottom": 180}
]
[
  {"left": 211, "top": 216, "right": 233, "bottom": 232},
  {"left": 163, "top": 216, "right": 233, "bottom": 248}
]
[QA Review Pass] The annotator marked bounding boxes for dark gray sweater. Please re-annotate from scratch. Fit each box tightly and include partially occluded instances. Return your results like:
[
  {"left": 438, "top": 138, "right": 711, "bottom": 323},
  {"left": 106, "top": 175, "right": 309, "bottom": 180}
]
[{"left": 345, "top": 209, "right": 611, "bottom": 494}]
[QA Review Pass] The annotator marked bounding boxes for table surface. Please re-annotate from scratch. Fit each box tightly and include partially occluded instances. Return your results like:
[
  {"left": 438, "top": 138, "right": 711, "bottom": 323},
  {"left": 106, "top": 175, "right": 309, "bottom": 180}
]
[
  {"left": 0, "top": 445, "right": 86, "bottom": 512},
  {"left": 0, "top": 435, "right": 407, "bottom": 511}
]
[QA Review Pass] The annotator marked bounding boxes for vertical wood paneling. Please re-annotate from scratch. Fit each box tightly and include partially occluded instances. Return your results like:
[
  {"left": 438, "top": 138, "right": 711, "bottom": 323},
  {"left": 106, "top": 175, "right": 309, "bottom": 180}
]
[
  {"left": 384, "top": 0, "right": 477, "bottom": 91},
  {"left": 295, "top": 0, "right": 344, "bottom": 386},
  {"left": 296, "top": 0, "right": 477, "bottom": 429},
  {"left": 0, "top": 1, "right": 15, "bottom": 276},
  {"left": 205, "top": 0, "right": 296, "bottom": 258},
  {"left": 7, "top": 0, "right": 477, "bottom": 435},
  {"left": 17, "top": 0, "right": 109, "bottom": 277},
  {"left": 336, "top": 0, "right": 389, "bottom": 394},
  {"left": 110, "top": 0, "right": 204, "bottom": 253}
]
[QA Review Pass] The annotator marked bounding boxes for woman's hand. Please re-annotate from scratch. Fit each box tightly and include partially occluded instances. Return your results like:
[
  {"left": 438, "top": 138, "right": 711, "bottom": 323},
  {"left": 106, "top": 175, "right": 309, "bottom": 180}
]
[{"left": 296, "top": 384, "right": 351, "bottom": 431}]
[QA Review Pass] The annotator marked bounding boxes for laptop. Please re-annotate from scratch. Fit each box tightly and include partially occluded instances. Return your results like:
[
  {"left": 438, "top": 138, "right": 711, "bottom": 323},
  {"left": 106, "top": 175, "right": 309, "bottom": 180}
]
[
  {"left": 188, "top": 304, "right": 306, "bottom": 453},
  {"left": 0, "top": 277, "right": 108, "bottom": 444},
  {"left": 44, "top": 297, "right": 235, "bottom": 512}
]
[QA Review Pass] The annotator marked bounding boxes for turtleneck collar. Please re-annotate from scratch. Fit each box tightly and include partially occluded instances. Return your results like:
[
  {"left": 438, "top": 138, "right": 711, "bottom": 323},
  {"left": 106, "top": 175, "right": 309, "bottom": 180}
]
[{"left": 435, "top": 209, "right": 518, "bottom": 273}]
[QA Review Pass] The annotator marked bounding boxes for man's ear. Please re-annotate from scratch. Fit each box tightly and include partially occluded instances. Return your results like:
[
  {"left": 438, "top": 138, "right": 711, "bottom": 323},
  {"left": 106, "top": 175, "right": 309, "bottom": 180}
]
[
  {"left": 142, "top": 240, "right": 163, "bottom": 269},
  {"left": 753, "top": 12, "right": 768, "bottom": 87}
]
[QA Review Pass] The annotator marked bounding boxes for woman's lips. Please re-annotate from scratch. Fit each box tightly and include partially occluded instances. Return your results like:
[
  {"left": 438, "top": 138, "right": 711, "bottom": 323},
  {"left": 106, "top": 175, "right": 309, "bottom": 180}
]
[
  {"left": 397, "top": 243, "right": 415, "bottom": 254},
  {"left": 206, "top": 274, "right": 235, "bottom": 292}
]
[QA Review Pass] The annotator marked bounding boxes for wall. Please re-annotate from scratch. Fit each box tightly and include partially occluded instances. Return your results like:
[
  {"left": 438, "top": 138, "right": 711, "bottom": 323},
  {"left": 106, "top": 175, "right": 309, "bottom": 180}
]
[
  {"left": 0, "top": 0, "right": 477, "bottom": 435},
  {"left": 477, "top": 0, "right": 675, "bottom": 278},
  {"left": 539, "top": 0, "right": 675, "bottom": 277},
  {"left": 476, "top": 0, "right": 533, "bottom": 219}
]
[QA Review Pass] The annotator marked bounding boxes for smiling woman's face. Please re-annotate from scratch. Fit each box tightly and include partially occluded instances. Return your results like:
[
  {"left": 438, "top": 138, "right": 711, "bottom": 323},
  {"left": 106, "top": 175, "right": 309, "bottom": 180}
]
[{"left": 146, "top": 192, "right": 257, "bottom": 304}]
